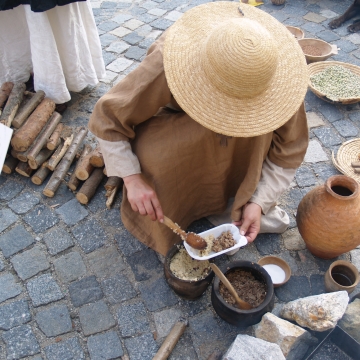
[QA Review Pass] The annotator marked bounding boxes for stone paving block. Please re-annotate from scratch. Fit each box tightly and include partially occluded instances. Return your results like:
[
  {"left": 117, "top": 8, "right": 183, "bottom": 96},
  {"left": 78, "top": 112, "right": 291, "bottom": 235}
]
[
  {"left": 102, "top": 51, "right": 117, "bottom": 66},
  {"left": 107, "top": 57, "right": 133, "bottom": 72},
  {"left": 0, "top": 208, "right": 17, "bottom": 233},
  {"left": 27, "top": 274, "right": 64, "bottom": 307},
  {"left": 141, "top": 0, "right": 158, "bottom": 10},
  {"left": 317, "top": 102, "right": 342, "bottom": 122},
  {"left": 42, "top": 182, "right": 74, "bottom": 207},
  {"left": 283, "top": 17, "right": 305, "bottom": 27},
  {"left": 2, "top": 325, "right": 40, "bottom": 359},
  {"left": 138, "top": 277, "right": 178, "bottom": 311},
  {"left": 101, "top": 275, "right": 137, "bottom": 304},
  {"left": 24, "top": 204, "right": 59, "bottom": 233},
  {"left": 100, "top": 33, "right": 119, "bottom": 47},
  {"left": 11, "top": 246, "right": 50, "bottom": 280},
  {"left": 311, "top": 162, "right": 340, "bottom": 182},
  {"left": 282, "top": 228, "right": 307, "bottom": 251},
  {"left": 139, "top": 38, "right": 155, "bottom": 49},
  {"left": 275, "top": 276, "right": 312, "bottom": 302},
  {"left": 303, "top": 12, "right": 326, "bottom": 23},
  {"left": 117, "top": 1, "right": 132, "bottom": 9},
  {"left": 117, "top": 301, "right": 151, "bottom": 337},
  {"left": 106, "top": 40, "right": 131, "bottom": 53},
  {"left": 313, "top": 127, "right": 343, "bottom": 147},
  {"left": 98, "top": 20, "right": 119, "bottom": 32},
  {"left": 123, "top": 32, "right": 144, "bottom": 45},
  {"left": 351, "top": 248, "right": 360, "bottom": 271},
  {"left": 271, "top": 12, "right": 289, "bottom": 23},
  {"left": 87, "top": 331, "right": 123, "bottom": 360},
  {"left": 135, "top": 24, "right": 153, "bottom": 37},
  {"left": 55, "top": 199, "right": 88, "bottom": 226},
  {"left": 101, "top": 207, "right": 123, "bottom": 228},
  {"left": 126, "top": 247, "right": 163, "bottom": 281},
  {"left": 123, "top": 18, "right": 144, "bottom": 30},
  {"left": 349, "top": 111, "right": 360, "bottom": 123},
  {"left": 44, "top": 337, "right": 85, "bottom": 360},
  {"left": 165, "top": 331, "right": 198, "bottom": 359},
  {"left": 53, "top": 251, "right": 87, "bottom": 283},
  {"left": 101, "top": 70, "right": 118, "bottom": 83},
  {"left": 110, "top": 26, "right": 132, "bottom": 37},
  {"left": 148, "top": 8, "right": 167, "bottom": 16},
  {"left": 255, "top": 233, "right": 281, "bottom": 256},
  {"left": 153, "top": 308, "right": 182, "bottom": 339},
  {"left": 111, "top": 13, "right": 132, "bottom": 24},
  {"left": 78, "top": 97, "right": 98, "bottom": 113},
  {"left": 125, "top": 333, "right": 158, "bottom": 360},
  {"left": 0, "top": 273, "right": 22, "bottom": 304},
  {"left": 137, "top": 13, "right": 157, "bottom": 23},
  {"left": 301, "top": 22, "right": 326, "bottom": 35},
  {"left": 125, "top": 46, "right": 147, "bottom": 60},
  {"left": 0, "top": 259, "right": 4, "bottom": 271},
  {"left": 87, "top": 245, "right": 125, "bottom": 279},
  {"left": 68, "top": 275, "right": 103, "bottom": 307},
  {"left": 304, "top": 140, "right": 329, "bottom": 163},
  {"left": 335, "top": 39, "right": 358, "bottom": 53},
  {"left": 0, "top": 174, "right": 6, "bottom": 186},
  {"left": 0, "top": 300, "right": 31, "bottom": 330},
  {"left": 79, "top": 300, "right": 116, "bottom": 336},
  {"left": 306, "top": 111, "right": 325, "bottom": 128},
  {"left": 0, "top": 180, "right": 24, "bottom": 200},
  {"left": 0, "top": 225, "right": 35, "bottom": 258},
  {"left": 8, "top": 191, "right": 40, "bottom": 214},
  {"left": 332, "top": 119, "right": 359, "bottom": 138},
  {"left": 295, "top": 166, "right": 317, "bottom": 187},
  {"left": 150, "top": 18, "right": 174, "bottom": 30},
  {"left": 89, "top": 83, "right": 111, "bottom": 98},
  {"left": 164, "top": 10, "right": 183, "bottom": 21},
  {"left": 319, "top": 9, "right": 338, "bottom": 19},
  {"left": 145, "top": 29, "right": 162, "bottom": 39},
  {"left": 101, "top": 1, "right": 117, "bottom": 9},
  {"left": 43, "top": 226, "right": 74, "bottom": 255},
  {"left": 35, "top": 304, "right": 72, "bottom": 337},
  {"left": 310, "top": 274, "right": 327, "bottom": 295},
  {"left": 71, "top": 218, "right": 107, "bottom": 253}
]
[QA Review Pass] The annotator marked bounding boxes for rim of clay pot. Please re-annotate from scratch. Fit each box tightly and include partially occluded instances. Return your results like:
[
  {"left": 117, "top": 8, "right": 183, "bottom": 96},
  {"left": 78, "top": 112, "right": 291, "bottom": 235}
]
[
  {"left": 325, "top": 175, "right": 359, "bottom": 201},
  {"left": 212, "top": 261, "right": 274, "bottom": 313},
  {"left": 328, "top": 260, "right": 360, "bottom": 289}
]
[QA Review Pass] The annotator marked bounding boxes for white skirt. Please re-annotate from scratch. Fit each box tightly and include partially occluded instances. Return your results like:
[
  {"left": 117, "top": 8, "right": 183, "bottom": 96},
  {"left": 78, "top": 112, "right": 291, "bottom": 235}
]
[{"left": 0, "top": 2, "right": 106, "bottom": 103}]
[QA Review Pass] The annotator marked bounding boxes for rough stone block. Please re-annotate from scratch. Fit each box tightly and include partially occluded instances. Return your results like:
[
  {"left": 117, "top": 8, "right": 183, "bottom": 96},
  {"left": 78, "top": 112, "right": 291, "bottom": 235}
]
[
  {"left": 24, "top": 205, "right": 59, "bottom": 233},
  {"left": 0, "top": 273, "right": 22, "bottom": 304},
  {"left": 0, "top": 225, "right": 34, "bottom": 258},
  {"left": 124, "top": 333, "right": 158, "bottom": 360},
  {"left": 107, "top": 57, "right": 133, "bottom": 72},
  {"left": 68, "top": 276, "right": 103, "bottom": 307},
  {"left": 8, "top": 191, "right": 40, "bottom": 214},
  {"left": 338, "top": 298, "right": 360, "bottom": 342},
  {"left": 115, "top": 231, "right": 147, "bottom": 256},
  {"left": 275, "top": 276, "right": 312, "bottom": 302},
  {"left": 55, "top": 199, "right": 88, "bottom": 226},
  {"left": 43, "top": 227, "right": 74, "bottom": 255},
  {"left": 106, "top": 40, "right": 130, "bottom": 53},
  {"left": 110, "top": 26, "right": 131, "bottom": 38},
  {"left": 101, "top": 275, "right": 137, "bottom": 304},
  {"left": 153, "top": 308, "right": 183, "bottom": 339},
  {"left": 282, "top": 228, "right": 306, "bottom": 251},
  {"left": 306, "top": 112, "right": 325, "bottom": 128},
  {"left": 0, "top": 208, "right": 18, "bottom": 233},
  {"left": 0, "top": 181, "right": 24, "bottom": 201},
  {"left": 124, "top": 46, "right": 147, "bottom": 60},
  {"left": 53, "top": 251, "right": 87, "bottom": 283},
  {"left": 98, "top": 20, "right": 119, "bottom": 32},
  {"left": 304, "top": 140, "right": 329, "bottom": 163},
  {"left": 295, "top": 166, "right": 317, "bottom": 187},
  {"left": 44, "top": 337, "right": 85, "bottom": 360},
  {"left": 87, "top": 331, "right": 124, "bottom": 360},
  {"left": 117, "top": 302, "right": 151, "bottom": 337},
  {"left": 255, "top": 233, "right": 281, "bottom": 255},
  {"left": 332, "top": 119, "right": 359, "bottom": 138},
  {"left": 79, "top": 300, "right": 116, "bottom": 336},
  {"left": 0, "top": 300, "right": 31, "bottom": 330}
]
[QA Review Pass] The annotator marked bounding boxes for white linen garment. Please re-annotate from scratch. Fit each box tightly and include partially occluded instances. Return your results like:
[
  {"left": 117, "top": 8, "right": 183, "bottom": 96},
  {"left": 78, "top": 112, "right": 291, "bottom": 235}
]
[{"left": 0, "top": 1, "right": 106, "bottom": 104}]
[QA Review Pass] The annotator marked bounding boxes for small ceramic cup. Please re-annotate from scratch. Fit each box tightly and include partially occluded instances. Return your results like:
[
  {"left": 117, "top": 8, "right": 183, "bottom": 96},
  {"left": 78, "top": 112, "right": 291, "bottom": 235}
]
[{"left": 325, "top": 260, "right": 360, "bottom": 294}]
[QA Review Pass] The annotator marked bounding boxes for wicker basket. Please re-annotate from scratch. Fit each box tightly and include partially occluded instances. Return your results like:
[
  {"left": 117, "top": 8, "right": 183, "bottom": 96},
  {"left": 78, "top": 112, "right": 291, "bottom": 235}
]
[
  {"left": 308, "top": 61, "right": 360, "bottom": 105},
  {"left": 271, "top": 0, "right": 286, "bottom": 4}
]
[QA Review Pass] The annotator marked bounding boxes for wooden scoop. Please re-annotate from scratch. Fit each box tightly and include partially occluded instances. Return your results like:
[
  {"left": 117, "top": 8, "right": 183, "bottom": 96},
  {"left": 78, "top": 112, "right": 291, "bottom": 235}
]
[
  {"left": 210, "top": 263, "right": 253, "bottom": 310},
  {"left": 162, "top": 216, "right": 207, "bottom": 250}
]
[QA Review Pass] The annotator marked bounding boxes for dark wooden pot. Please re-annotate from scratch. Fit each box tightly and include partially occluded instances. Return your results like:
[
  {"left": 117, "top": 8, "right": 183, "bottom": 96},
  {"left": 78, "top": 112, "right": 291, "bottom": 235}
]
[
  {"left": 164, "top": 243, "right": 214, "bottom": 300},
  {"left": 211, "top": 261, "right": 274, "bottom": 327}
]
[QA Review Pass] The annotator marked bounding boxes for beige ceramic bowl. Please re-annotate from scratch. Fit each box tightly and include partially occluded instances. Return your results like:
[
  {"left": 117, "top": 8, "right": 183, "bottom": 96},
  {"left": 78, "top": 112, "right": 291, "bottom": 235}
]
[
  {"left": 258, "top": 256, "right": 291, "bottom": 287},
  {"left": 298, "top": 38, "right": 338, "bottom": 63},
  {"left": 286, "top": 26, "right": 304, "bottom": 40}
]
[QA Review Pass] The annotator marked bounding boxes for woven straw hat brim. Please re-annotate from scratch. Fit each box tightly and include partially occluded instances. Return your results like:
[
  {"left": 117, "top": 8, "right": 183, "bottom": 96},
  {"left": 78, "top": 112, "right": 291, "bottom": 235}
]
[
  {"left": 332, "top": 138, "right": 360, "bottom": 184},
  {"left": 164, "top": 2, "right": 309, "bottom": 137}
]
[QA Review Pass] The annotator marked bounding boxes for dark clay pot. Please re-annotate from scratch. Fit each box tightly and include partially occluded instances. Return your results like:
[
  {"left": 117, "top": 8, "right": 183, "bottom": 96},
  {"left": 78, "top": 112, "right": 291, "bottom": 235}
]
[
  {"left": 164, "top": 243, "right": 214, "bottom": 300},
  {"left": 211, "top": 261, "right": 274, "bottom": 327}
]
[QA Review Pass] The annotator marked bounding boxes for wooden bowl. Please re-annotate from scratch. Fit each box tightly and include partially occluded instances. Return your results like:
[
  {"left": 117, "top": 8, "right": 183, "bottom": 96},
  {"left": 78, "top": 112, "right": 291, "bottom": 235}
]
[
  {"left": 286, "top": 26, "right": 304, "bottom": 40},
  {"left": 308, "top": 61, "right": 360, "bottom": 105},
  {"left": 298, "top": 38, "right": 337, "bottom": 64},
  {"left": 257, "top": 256, "right": 291, "bottom": 287}
]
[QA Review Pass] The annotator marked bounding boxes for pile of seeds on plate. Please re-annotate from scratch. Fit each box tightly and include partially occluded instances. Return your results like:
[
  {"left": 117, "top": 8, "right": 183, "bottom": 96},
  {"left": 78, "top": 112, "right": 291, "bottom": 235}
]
[{"left": 310, "top": 65, "right": 360, "bottom": 101}]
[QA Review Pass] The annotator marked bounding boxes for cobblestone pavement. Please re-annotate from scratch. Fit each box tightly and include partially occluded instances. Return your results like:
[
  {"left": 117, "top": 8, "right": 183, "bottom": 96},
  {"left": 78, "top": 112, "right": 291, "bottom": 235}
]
[{"left": 1, "top": 0, "right": 360, "bottom": 359}]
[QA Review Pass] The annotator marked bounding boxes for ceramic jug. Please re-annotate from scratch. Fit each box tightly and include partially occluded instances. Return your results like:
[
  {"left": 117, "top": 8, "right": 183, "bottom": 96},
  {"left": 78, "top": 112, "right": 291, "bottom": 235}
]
[{"left": 296, "top": 175, "right": 360, "bottom": 259}]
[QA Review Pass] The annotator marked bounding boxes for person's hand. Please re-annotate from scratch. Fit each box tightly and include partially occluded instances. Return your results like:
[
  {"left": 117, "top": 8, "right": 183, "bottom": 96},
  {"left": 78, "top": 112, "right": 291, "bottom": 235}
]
[
  {"left": 123, "top": 174, "right": 164, "bottom": 222},
  {"left": 232, "top": 202, "right": 262, "bottom": 243}
]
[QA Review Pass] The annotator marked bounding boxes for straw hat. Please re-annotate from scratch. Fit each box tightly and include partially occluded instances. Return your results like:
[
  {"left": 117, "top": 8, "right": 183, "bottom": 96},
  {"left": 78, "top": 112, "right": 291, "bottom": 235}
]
[{"left": 163, "top": 2, "right": 308, "bottom": 137}]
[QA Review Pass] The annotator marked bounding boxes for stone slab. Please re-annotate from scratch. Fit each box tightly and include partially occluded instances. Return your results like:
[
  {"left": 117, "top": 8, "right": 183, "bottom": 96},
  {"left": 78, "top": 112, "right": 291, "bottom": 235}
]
[
  {"left": 0, "top": 208, "right": 17, "bottom": 233},
  {"left": 8, "top": 191, "right": 40, "bottom": 214},
  {"left": 124, "top": 333, "right": 158, "bottom": 360},
  {"left": 0, "top": 300, "right": 31, "bottom": 330},
  {"left": 43, "top": 227, "right": 74, "bottom": 255},
  {"left": 68, "top": 275, "right": 104, "bottom": 307},
  {"left": 44, "top": 337, "right": 85, "bottom": 360},
  {"left": 0, "top": 273, "right": 22, "bottom": 304},
  {"left": 53, "top": 251, "right": 87, "bottom": 283},
  {"left": 0, "top": 225, "right": 35, "bottom": 258},
  {"left": 87, "top": 331, "right": 124, "bottom": 360},
  {"left": 101, "top": 275, "right": 137, "bottom": 304},
  {"left": 304, "top": 140, "right": 329, "bottom": 163},
  {"left": 55, "top": 199, "right": 88, "bottom": 226},
  {"left": 24, "top": 205, "right": 59, "bottom": 233}
]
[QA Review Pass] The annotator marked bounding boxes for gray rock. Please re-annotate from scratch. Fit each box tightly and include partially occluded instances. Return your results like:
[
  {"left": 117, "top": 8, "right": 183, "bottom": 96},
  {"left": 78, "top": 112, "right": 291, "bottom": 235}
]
[
  {"left": 26, "top": 274, "right": 64, "bottom": 307},
  {"left": 0, "top": 273, "right": 22, "bottom": 304},
  {"left": 223, "top": 334, "right": 285, "bottom": 360},
  {"left": 282, "top": 228, "right": 306, "bottom": 251},
  {"left": 68, "top": 275, "right": 103, "bottom": 307},
  {"left": 43, "top": 226, "right": 74, "bottom": 255},
  {"left": 79, "top": 300, "right": 116, "bottom": 336},
  {"left": 87, "top": 331, "right": 123, "bottom": 360},
  {"left": 35, "top": 304, "right": 72, "bottom": 337},
  {"left": 338, "top": 298, "right": 360, "bottom": 343},
  {"left": 153, "top": 308, "right": 183, "bottom": 339},
  {"left": 124, "top": 333, "right": 158, "bottom": 360},
  {"left": 304, "top": 140, "right": 329, "bottom": 163},
  {"left": 0, "top": 208, "right": 18, "bottom": 233},
  {"left": 53, "top": 251, "right": 87, "bottom": 283},
  {"left": 55, "top": 199, "right": 88, "bottom": 226},
  {"left": 44, "top": 337, "right": 85, "bottom": 360},
  {"left": 254, "top": 313, "right": 317, "bottom": 360},
  {"left": 8, "top": 191, "right": 40, "bottom": 214},
  {"left": 0, "top": 300, "right": 31, "bottom": 330},
  {"left": 2, "top": 325, "right": 40, "bottom": 359},
  {"left": 101, "top": 275, "right": 137, "bottom": 304},
  {"left": 24, "top": 205, "right": 59, "bottom": 233},
  {"left": 0, "top": 225, "right": 35, "bottom": 258},
  {"left": 0, "top": 181, "right": 24, "bottom": 201},
  {"left": 11, "top": 246, "right": 50, "bottom": 280},
  {"left": 280, "top": 291, "right": 349, "bottom": 331}
]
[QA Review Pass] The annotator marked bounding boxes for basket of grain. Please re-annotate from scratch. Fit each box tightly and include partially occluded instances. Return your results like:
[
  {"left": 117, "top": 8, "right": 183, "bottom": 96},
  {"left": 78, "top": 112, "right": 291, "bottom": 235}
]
[
  {"left": 298, "top": 38, "right": 337, "bottom": 63},
  {"left": 285, "top": 26, "right": 304, "bottom": 40},
  {"left": 308, "top": 61, "right": 360, "bottom": 105}
]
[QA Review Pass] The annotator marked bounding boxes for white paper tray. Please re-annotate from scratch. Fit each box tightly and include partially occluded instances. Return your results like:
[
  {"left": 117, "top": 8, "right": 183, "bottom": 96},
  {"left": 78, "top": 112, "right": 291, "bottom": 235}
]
[{"left": 184, "top": 224, "right": 248, "bottom": 261}]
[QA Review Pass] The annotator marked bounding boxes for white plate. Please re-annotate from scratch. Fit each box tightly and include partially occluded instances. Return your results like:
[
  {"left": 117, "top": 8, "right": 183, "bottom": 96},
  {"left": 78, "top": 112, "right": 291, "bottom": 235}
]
[{"left": 183, "top": 224, "right": 248, "bottom": 261}]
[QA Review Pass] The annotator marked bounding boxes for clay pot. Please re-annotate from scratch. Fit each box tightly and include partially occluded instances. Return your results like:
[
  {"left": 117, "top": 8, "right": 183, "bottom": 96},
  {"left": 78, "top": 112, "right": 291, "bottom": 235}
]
[
  {"left": 164, "top": 243, "right": 214, "bottom": 300},
  {"left": 325, "top": 260, "right": 360, "bottom": 294},
  {"left": 296, "top": 175, "right": 360, "bottom": 259},
  {"left": 211, "top": 261, "right": 274, "bottom": 327}
]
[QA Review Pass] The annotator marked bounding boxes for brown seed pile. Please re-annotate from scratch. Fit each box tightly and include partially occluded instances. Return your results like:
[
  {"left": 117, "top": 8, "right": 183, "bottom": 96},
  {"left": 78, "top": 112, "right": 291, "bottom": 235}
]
[
  {"left": 301, "top": 44, "right": 323, "bottom": 56},
  {"left": 212, "top": 230, "right": 236, "bottom": 253}
]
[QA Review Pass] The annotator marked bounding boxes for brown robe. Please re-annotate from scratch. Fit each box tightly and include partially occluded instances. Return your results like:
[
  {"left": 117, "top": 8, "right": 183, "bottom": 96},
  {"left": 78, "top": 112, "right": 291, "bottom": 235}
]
[{"left": 89, "top": 33, "right": 309, "bottom": 256}]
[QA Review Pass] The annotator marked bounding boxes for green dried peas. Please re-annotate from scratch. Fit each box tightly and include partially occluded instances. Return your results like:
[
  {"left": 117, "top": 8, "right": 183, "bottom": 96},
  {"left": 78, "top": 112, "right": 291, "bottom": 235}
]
[{"left": 310, "top": 65, "right": 360, "bottom": 101}]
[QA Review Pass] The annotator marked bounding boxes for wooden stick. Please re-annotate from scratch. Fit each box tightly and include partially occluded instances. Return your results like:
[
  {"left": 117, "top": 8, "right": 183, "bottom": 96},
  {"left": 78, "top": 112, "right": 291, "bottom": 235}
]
[
  {"left": 76, "top": 167, "right": 105, "bottom": 204},
  {"left": 15, "top": 149, "right": 30, "bottom": 162},
  {"left": 152, "top": 319, "right": 188, "bottom": 360},
  {"left": 47, "top": 123, "right": 63, "bottom": 150},
  {"left": 2, "top": 155, "right": 18, "bottom": 174},
  {"left": 29, "top": 148, "right": 54, "bottom": 170},
  {"left": 104, "top": 176, "right": 122, "bottom": 191},
  {"left": 103, "top": 167, "right": 107, "bottom": 176},
  {"left": 47, "top": 134, "right": 73, "bottom": 171},
  {"left": 89, "top": 145, "right": 104, "bottom": 167},
  {"left": 26, "top": 112, "right": 62, "bottom": 162},
  {"left": 31, "top": 162, "right": 51, "bottom": 185},
  {"left": 0, "top": 82, "right": 26, "bottom": 127},
  {"left": 12, "top": 90, "right": 46, "bottom": 128},
  {"left": 75, "top": 146, "right": 94, "bottom": 181},
  {"left": 0, "top": 82, "right": 14, "bottom": 114},
  {"left": 15, "top": 161, "right": 33, "bottom": 177},
  {"left": 11, "top": 97, "right": 55, "bottom": 152},
  {"left": 67, "top": 144, "right": 92, "bottom": 191},
  {"left": 43, "top": 127, "right": 87, "bottom": 197},
  {"left": 106, "top": 187, "right": 118, "bottom": 209}
]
